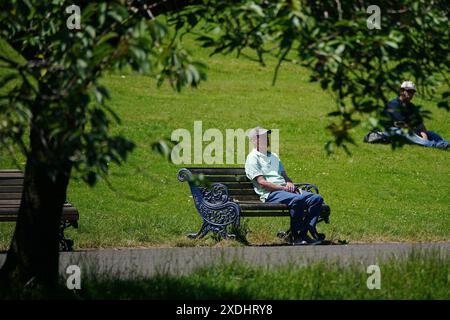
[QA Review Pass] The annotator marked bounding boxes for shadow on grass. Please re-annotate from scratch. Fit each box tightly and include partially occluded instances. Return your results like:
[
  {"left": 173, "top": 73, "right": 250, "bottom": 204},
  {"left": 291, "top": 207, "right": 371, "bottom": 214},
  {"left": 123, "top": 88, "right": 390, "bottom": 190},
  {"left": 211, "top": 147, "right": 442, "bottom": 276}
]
[
  {"left": 1, "top": 248, "right": 448, "bottom": 299},
  {"left": 79, "top": 275, "right": 255, "bottom": 300},
  {"left": 248, "top": 239, "right": 348, "bottom": 247},
  {"left": 0, "top": 273, "right": 255, "bottom": 300}
]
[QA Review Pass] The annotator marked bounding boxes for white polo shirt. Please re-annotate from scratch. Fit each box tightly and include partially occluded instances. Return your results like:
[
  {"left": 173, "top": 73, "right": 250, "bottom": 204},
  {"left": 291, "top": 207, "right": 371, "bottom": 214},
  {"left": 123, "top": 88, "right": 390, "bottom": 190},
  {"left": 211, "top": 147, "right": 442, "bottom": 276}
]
[{"left": 245, "top": 149, "right": 286, "bottom": 201}]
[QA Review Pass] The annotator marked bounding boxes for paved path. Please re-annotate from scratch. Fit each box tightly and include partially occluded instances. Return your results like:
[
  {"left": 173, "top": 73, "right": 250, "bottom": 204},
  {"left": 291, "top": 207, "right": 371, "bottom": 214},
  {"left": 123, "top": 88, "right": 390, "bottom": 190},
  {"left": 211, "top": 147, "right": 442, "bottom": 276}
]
[{"left": 2, "top": 242, "right": 447, "bottom": 278}]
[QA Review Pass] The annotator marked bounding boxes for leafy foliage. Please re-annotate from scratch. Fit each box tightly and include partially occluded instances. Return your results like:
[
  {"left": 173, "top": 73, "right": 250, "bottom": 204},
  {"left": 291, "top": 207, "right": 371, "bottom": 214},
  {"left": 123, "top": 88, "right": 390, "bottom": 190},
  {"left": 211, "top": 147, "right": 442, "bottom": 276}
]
[{"left": 0, "top": 1, "right": 206, "bottom": 184}]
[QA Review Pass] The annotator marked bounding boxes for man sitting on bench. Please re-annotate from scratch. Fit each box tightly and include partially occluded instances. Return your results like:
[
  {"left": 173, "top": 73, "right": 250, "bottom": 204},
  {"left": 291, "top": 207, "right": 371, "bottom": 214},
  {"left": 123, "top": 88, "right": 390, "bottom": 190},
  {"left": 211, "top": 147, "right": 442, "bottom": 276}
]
[{"left": 245, "top": 127, "right": 324, "bottom": 245}]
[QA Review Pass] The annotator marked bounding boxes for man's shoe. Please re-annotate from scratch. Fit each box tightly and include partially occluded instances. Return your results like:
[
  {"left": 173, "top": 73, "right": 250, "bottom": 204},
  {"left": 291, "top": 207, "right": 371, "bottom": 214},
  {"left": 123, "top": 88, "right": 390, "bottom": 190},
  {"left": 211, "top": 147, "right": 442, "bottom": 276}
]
[
  {"left": 435, "top": 141, "right": 450, "bottom": 150},
  {"left": 308, "top": 226, "right": 326, "bottom": 241},
  {"left": 291, "top": 235, "right": 322, "bottom": 246}
]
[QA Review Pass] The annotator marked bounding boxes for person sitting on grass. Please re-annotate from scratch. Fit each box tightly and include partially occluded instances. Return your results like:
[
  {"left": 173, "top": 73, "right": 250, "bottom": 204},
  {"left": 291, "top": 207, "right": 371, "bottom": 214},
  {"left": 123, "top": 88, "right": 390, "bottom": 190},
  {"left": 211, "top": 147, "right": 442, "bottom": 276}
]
[
  {"left": 245, "top": 127, "right": 325, "bottom": 245},
  {"left": 382, "top": 81, "right": 450, "bottom": 150}
]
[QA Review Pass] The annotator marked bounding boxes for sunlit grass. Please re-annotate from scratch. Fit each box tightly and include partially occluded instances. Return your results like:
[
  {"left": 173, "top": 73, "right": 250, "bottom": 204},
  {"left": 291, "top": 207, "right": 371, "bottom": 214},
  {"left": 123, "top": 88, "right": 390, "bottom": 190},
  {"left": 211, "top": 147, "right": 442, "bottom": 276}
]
[{"left": 0, "top": 37, "right": 449, "bottom": 249}]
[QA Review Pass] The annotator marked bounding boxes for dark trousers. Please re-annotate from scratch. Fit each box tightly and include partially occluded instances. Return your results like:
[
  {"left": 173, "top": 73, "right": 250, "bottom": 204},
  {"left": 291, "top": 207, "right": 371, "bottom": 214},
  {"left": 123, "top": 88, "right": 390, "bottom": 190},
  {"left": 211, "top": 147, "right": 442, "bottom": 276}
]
[{"left": 266, "top": 190, "right": 323, "bottom": 237}]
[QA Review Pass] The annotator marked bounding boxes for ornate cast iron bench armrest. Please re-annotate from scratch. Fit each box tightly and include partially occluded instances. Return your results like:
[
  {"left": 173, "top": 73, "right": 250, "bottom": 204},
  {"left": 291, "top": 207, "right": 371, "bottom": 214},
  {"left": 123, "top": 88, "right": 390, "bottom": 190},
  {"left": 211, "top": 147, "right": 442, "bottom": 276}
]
[
  {"left": 178, "top": 168, "right": 240, "bottom": 239},
  {"left": 294, "top": 183, "right": 319, "bottom": 194}
]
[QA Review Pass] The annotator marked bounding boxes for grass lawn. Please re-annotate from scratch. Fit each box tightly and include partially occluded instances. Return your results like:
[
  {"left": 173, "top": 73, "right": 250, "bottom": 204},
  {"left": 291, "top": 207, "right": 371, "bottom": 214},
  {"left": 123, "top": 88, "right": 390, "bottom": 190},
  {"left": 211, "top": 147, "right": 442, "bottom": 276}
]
[{"left": 1, "top": 37, "right": 449, "bottom": 249}]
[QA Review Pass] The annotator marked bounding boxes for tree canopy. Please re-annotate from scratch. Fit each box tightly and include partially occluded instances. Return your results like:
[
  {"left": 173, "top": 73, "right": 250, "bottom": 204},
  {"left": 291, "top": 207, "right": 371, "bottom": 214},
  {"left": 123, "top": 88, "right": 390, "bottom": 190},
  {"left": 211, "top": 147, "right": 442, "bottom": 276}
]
[{"left": 0, "top": 1, "right": 208, "bottom": 185}]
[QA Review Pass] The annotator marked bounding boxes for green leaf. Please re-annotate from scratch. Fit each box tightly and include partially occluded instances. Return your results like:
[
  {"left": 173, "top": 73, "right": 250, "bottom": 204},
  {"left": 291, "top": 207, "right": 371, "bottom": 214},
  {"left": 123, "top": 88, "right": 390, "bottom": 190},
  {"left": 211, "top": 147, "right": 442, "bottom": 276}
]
[
  {"left": 244, "top": 3, "right": 264, "bottom": 17},
  {"left": 384, "top": 41, "right": 398, "bottom": 49},
  {"left": 97, "top": 32, "right": 118, "bottom": 45},
  {"left": 107, "top": 10, "right": 123, "bottom": 23},
  {"left": 0, "top": 73, "right": 18, "bottom": 87},
  {"left": 335, "top": 44, "right": 345, "bottom": 55},
  {"left": 85, "top": 25, "right": 96, "bottom": 38}
]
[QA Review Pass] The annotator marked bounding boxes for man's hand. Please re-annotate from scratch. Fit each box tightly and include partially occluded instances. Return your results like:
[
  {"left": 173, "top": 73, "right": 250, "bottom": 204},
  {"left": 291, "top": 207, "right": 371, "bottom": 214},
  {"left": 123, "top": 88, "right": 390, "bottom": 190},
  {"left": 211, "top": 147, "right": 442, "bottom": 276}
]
[
  {"left": 420, "top": 131, "right": 429, "bottom": 140},
  {"left": 417, "top": 124, "right": 428, "bottom": 140},
  {"left": 285, "top": 182, "right": 295, "bottom": 193},
  {"left": 281, "top": 171, "right": 295, "bottom": 193}
]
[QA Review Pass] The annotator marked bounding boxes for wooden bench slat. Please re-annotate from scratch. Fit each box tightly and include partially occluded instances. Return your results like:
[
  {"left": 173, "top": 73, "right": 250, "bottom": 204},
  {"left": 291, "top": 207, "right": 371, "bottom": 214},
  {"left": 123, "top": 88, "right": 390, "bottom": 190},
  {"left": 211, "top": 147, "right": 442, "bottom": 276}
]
[
  {"left": 222, "top": 183, "right": 254, "bottom": 189},
  {"left": 238, "top": 203, "right": 289, "bottom": 210},
  {"left": 0, "top": 201, "right": 75, "bottom": 208},
  {"left": 231, "top": 195, "right": 261, "bottom": 201},
  {"left": 0, "top": 193, "right": 22, "bottom": 200},
  {"left": 232, "top": 200, "right": 261, "bottom": 203},
  {"left": 0, "top": 215, "right": 79, "bottom": 222},
  {"left": 241, "top": 211, "right": 290, "bottom": 217},
  {"left": 226, "top": 184, "right": 252, "bottom": 191},
  {"left": 205, "top": 176, "right": 249, "bottom": 183},
  {"left": 0, "top": 199, "right": 21, "bottom": 206},
  {"left": 0, "top": 204, "right": 19, "bottom": 208},
  {"left": 229, "top": 189, "right": 259, "bottom": 195},
  {"left": 187, "top": 168, "right": 246, "bottom": 175},
  {"left": 0, "top": 206, "right": 78, "bottom": 214},
  {"left": 0, "top": 179, "right": 24, "bottom": 186},
  {"left": 0, "top": 216, "right": 19, "bottom": 221},
  {"left": 0, "top": 172, "right": 24, "bottom": 178},
  {"left": 0, "top": 208, "right": 79, "bottom": 223},
  {"left": 0, "top": 186, "right": 23, "bottom": 193},
  {"left": 0, "top": 216, "right": 79, "bottom": 223}
]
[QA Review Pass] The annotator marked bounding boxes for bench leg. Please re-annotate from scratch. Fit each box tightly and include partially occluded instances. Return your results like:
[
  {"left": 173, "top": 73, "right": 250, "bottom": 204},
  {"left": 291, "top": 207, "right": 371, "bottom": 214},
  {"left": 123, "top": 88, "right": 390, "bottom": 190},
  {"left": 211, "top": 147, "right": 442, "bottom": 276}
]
[
  {"left": 187, "top": 222, "right": 210, "bottom": 239},
  {"left": 187, "top": 221, "right": 237, "bottom": 240},
  {"left": 216, "top": 226, "right": 236, "bottom": 240},
  {"left": 59, "top": 220, "right": 75, "bottom": 252}
]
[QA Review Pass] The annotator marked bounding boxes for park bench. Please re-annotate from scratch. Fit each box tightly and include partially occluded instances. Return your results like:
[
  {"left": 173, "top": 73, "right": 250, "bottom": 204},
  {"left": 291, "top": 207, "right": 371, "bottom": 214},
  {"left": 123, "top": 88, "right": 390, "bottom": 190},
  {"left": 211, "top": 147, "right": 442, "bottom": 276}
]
[
  {"left": 177, "top": 167, "right": 330, "bottom": 242},
  {"left": 0, "top": 169, "right": 79, "bottom": 251}
]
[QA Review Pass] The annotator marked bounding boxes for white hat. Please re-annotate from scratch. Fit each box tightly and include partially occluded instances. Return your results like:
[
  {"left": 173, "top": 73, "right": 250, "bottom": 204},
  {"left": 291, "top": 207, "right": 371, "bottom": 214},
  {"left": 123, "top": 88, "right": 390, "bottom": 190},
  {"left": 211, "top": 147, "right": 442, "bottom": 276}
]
[
  {"left": 247, "top": 127, "right": 271, "bottom": 140},
  {"left": 400, "top": 81, "right": 416, "bottom": 91}
]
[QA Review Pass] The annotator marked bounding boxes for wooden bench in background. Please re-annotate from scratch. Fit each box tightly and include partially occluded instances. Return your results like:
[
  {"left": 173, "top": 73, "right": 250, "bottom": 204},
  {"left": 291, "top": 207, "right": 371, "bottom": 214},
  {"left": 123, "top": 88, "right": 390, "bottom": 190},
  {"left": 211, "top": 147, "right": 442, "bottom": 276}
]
[
  {"left": 0, "top": 169, "right": 79, "bottom": 251},
  {"left": 177, "top": 167, "right": 330, "bottom": 242}
]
